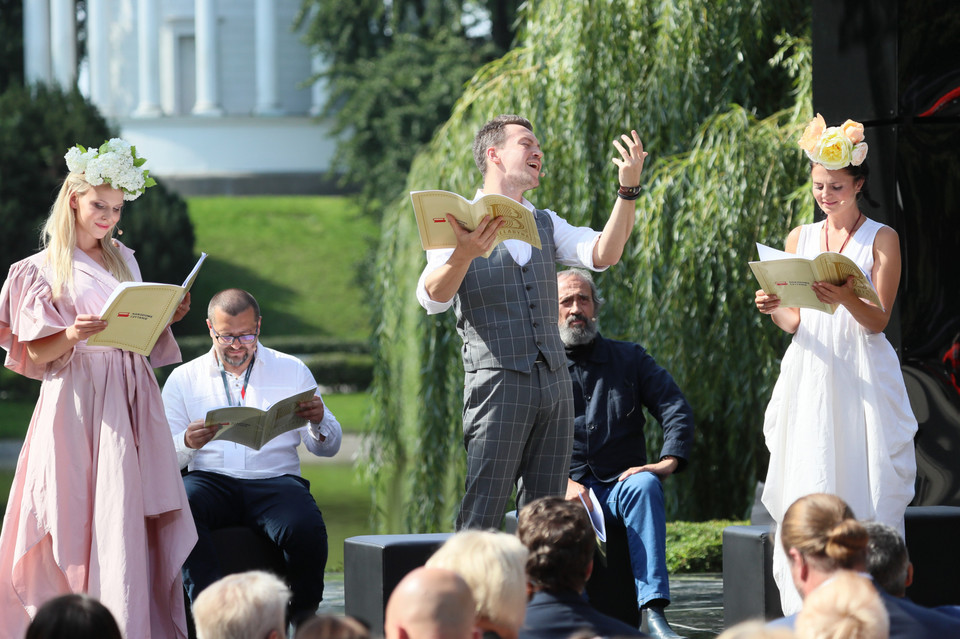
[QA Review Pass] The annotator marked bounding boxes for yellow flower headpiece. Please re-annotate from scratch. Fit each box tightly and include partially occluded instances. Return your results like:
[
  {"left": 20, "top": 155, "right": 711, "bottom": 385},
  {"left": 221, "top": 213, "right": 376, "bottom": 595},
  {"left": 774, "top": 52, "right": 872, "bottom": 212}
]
[{"left": 798, "top": 113, "right": 868, "bottom": 170}]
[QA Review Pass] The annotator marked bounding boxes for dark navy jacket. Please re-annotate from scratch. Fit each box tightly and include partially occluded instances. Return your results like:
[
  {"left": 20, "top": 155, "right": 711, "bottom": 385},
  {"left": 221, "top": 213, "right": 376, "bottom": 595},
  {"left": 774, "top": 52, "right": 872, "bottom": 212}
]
[
  {"left": 566, "top": 335, "right": 695, "bottom": 483},
  {"left": 768, "top": 580, "right": 960, "bottom": 638},
  {"left": 519, "top": 590, "right": 647, "bottom": 639}
]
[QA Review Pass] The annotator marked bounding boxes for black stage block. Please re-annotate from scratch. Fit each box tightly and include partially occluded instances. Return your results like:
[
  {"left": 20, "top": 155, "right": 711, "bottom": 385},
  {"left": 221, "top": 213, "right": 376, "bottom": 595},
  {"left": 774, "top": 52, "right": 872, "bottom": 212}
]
[
  {"left": 211, "top": 526, "right": 287, "bottom": 576},
  {"left": 186, "top": 527, "right": 288, "bottom": 639},
  {"left": 722, "top": 525, "right": 782, "bottom": 626},
  {"left": 343, "top": 533, "right": 453, "bottom": 633},
  {"left": 904, "top": 506, "right": 960, "bottom": 606},
  {"left": 585, "top": 521, "right": 640, "bottom": 627}
]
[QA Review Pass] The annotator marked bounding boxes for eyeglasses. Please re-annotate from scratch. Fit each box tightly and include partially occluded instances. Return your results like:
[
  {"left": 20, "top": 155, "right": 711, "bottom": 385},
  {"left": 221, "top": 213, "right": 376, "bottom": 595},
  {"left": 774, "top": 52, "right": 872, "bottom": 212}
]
[{"left": 212, "top": 330, "right": 259, "bottom": 345}]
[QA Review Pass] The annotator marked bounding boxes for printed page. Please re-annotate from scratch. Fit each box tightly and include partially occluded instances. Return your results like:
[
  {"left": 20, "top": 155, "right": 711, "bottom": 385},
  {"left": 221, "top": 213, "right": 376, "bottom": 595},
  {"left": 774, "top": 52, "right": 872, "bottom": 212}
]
[
  {"left": 207, "top": 406, "right": 268, "bottom": 449},
  {"left": 410, "top": 190, "right": 542, "bottom": 254},
  {"left": 87, "top": 282, "right": 186, "bottom": 354}
]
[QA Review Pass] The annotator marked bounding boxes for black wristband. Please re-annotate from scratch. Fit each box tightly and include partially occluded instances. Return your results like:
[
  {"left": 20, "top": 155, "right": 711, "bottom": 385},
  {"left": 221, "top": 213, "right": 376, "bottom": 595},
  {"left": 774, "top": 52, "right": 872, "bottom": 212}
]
[{"left": 618, "top": 185, "right": 642, "bottom": 200}]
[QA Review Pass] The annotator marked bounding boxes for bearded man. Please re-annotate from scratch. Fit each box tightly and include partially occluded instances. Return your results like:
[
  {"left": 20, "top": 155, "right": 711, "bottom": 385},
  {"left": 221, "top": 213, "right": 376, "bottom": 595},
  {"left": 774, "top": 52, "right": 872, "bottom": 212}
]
[{"left": 557, "top": 268, "right": 695, "bottom": 639}]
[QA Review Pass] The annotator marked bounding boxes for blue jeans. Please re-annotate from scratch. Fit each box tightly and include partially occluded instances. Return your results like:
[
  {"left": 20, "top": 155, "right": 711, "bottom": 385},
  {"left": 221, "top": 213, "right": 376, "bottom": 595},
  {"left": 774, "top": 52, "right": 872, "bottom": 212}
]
[
  {"left": 583, "top": 471, "right": 670, "bottom": 606},
  {"left": 181, "top": 471, "right": 328, "bottom": 620}
]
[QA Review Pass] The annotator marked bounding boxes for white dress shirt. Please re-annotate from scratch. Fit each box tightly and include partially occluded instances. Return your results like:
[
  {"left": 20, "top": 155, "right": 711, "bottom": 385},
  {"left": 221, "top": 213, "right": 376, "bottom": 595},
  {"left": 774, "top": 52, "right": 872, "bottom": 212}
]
[
  {"left": 162, "top": 344, "right": 342, "bottom": 479},
  {"left": 415, "top": 190, "right": 605, "bottom": 314}
]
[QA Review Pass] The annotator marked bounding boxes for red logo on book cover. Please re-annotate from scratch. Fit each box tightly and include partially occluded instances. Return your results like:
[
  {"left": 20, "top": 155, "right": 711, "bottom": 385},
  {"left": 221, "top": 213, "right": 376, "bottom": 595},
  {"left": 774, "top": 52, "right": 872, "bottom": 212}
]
[
  {"left": 117, "top": 312, "right": 130, "bottom": 317},
  {"left": 775, "top": 282, "right": 787, "bottom": 287},
  {"left": 433, "top": 217, "right": 446, "bottom": 224}
]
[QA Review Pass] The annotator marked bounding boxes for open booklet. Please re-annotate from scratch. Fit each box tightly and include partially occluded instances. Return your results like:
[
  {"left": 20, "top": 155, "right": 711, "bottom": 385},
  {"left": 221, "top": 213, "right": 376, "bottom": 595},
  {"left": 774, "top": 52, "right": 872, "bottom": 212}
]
[
  {"left": 748, "top": 243, "right": 882, "bottom": 314},
  {"left": 410, "top": 190, "right": 542, "bottom": 258},
  {"left": 578, "top": 487, "right": 608, "bottom": 562},
  {"left": 206, "top": 387, "right": 318, "bottom": 451},
  {"left": 87, "top": 253, "right": 207, "bottom": 355}
]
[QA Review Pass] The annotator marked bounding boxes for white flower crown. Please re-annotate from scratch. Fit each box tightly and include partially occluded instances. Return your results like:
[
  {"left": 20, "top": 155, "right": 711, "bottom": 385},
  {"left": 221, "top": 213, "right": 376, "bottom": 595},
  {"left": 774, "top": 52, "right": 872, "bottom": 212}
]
[{"left": 64, "top": 138, "right": 157, "bottom": 201}]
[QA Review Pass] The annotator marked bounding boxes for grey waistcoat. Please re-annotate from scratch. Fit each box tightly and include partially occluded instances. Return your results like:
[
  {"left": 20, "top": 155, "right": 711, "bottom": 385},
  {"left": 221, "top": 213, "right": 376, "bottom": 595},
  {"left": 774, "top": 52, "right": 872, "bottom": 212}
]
[{"left": 453, "top": 209, "right": 565, "bottom": 374}]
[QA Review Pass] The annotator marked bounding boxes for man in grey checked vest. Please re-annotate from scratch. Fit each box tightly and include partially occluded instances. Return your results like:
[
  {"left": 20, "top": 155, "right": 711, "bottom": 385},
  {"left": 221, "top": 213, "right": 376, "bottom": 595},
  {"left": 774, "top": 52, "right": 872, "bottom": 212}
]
[{"left": 415, "top": 114, "right": 648, "bottom": 529}]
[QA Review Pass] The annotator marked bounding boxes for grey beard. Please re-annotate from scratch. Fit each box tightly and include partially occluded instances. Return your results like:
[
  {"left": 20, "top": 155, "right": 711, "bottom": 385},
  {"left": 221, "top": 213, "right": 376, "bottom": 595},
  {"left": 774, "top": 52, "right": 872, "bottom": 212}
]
[{"left": 559, "top": 315, "right": 599, "bottom": 347}]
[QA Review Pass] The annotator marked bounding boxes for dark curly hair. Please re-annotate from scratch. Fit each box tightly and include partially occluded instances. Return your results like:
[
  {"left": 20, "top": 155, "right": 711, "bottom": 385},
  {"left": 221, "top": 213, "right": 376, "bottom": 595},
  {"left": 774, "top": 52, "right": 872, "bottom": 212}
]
[{"left": 517, "top": 496, "right": 595, "bottom": 593}]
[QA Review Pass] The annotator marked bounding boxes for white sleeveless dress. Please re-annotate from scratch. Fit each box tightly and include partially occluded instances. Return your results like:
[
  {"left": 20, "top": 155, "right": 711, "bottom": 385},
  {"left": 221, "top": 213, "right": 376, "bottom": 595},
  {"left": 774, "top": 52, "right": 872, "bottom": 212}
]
[{"left": 760, "top": 218, "right": 918, "bottom": 614}]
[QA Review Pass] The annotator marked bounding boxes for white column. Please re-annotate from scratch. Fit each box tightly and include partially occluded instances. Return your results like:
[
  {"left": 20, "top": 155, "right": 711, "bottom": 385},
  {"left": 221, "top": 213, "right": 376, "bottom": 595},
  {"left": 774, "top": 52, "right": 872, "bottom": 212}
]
[
  {"left": 133, "top": 0, "right": 162, "bottom": 117},
  {"left": 254, "top": 0, "right": 281, "bottom": 115},
  {"left": 49, "top": 0, "right": 76, "bottom": 89},
  {"left": 309, "top": 52, "right": 326, "bottom": 117},
  {"left": 86, "top": 0, "right": 109, "bottom": 112},
  {"left": 23, "top": 0, "right": 52, "bottom": 85},
  {"left": 193, "top": 0, "right": 223, "bottom": 116}
]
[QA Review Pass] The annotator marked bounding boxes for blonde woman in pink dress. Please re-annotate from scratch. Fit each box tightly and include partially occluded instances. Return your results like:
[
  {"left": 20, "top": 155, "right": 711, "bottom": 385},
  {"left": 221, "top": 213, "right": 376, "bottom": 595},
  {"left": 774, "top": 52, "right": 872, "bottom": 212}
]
[
  {"left": 754, "top": 116, "right": 917, "bottom": 615},
  {"left": 0, "top": 140, "right": 197, "bottom": 638}
]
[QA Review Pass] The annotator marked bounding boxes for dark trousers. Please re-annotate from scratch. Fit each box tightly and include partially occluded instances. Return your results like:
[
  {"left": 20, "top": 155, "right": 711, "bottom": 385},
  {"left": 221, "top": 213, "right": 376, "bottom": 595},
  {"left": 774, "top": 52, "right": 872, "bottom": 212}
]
[{"left": 181, "top": 471, "right": 328, "bottom": 620}]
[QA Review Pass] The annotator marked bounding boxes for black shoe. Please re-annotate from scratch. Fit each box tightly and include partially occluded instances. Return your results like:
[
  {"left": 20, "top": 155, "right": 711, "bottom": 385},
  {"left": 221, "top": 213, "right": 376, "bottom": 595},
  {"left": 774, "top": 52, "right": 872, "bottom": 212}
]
[{"left": 643, "top": 605, "right": 687, "bottom": 639}]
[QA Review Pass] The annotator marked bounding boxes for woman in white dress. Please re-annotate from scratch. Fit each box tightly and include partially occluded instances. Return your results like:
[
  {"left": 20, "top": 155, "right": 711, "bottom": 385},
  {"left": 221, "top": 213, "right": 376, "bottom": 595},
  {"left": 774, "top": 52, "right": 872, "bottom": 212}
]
[{"left": 754, "top": 114, "right": 917, "bottom": 614}]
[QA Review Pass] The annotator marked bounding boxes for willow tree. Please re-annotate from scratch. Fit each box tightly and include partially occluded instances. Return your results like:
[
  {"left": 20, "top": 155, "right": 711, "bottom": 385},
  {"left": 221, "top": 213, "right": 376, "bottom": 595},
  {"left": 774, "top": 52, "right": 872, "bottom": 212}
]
[{"left": 364, "top": 0, "right": 814, "bottom": 532}]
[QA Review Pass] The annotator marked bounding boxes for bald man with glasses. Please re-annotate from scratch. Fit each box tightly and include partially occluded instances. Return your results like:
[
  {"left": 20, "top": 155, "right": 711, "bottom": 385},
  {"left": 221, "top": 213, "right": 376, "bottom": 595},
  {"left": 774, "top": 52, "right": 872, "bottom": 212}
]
[{"left": 161, "top": 288, "right": 342, "bottom": 628}]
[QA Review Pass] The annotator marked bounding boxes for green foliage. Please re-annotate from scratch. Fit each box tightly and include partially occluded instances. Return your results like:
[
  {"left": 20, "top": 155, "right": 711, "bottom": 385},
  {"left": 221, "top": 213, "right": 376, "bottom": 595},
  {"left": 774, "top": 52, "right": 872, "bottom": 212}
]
[
  {"left": 175, "top": 335, "right": 371, "bottom": 362},
  {"left": 367, "top": 0, "right": 814, "bottom": 532},
  {"left": 182, "top": 196, "right": 376, "bottom": 340},
  {"left": 0, "top": 0, "right": 23, "bottom": 93},
  {"left": 157, "top": 337, "right": 373, "bottom": 390},
  {"left": 297, "top": 1, "right": 519, "bottom": 217},
  {"left": 0, "top": 84, "right": 195, "bottom": 285},
  {"left": 666, "top": 520, "right": 745, "bottom": 573}
]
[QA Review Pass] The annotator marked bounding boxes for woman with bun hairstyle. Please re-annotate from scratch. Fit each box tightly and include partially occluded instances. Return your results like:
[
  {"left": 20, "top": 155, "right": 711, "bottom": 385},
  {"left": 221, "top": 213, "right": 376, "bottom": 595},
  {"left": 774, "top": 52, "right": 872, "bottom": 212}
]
[
  {"left": 756, "top": 115, "right": 917, "bottom": 613},
  {"left": 0, "top": 140, "right": 197, "bottom": 638},
  {"left": 769, "top": 493, "right": 960, "bottom": 637}
]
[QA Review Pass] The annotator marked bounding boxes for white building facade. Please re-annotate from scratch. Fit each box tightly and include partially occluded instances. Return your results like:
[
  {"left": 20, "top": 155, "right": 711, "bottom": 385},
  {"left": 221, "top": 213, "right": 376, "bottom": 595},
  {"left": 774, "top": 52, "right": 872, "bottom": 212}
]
[{"left": 23, "top": 0, "right": 336, "bottom": 193}]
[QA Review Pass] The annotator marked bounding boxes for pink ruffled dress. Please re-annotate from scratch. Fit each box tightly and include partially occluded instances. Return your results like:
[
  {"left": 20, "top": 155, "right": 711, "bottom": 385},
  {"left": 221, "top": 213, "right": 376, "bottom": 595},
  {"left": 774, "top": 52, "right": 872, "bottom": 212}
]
[{"left": 0, "top": 244, "right": 197, "bottom": 639}]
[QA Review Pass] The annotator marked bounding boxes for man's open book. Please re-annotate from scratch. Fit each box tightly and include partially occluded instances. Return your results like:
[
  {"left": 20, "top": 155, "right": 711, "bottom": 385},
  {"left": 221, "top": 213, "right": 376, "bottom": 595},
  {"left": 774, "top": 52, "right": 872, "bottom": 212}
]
[
  {"left": 410, "top": 190, "right": 542, "bottom": 258},
  {"left": 206, "top": 387, "right": 318, "bottom": 451},
  {"left": 749, "top": 243, "right": 882, "bottom": 314},
  {"left": 87, "top": 253, "right": 207, "bottom": 355}
]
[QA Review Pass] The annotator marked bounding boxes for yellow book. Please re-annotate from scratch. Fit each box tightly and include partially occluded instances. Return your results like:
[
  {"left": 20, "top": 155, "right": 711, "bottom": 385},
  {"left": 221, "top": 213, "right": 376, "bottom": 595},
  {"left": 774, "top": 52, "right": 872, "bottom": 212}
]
[
  {"left": 410, "top": 190, "right": 542, "bottom": 258},
  {"left": 749, "top": 243, "right": 882, "bottom": 314},
  {"left": 206, "top": 387, "right": 318, "bottom": 450},
  {"left": 87, "top": 253, "right": 207, "bottom": 355}
]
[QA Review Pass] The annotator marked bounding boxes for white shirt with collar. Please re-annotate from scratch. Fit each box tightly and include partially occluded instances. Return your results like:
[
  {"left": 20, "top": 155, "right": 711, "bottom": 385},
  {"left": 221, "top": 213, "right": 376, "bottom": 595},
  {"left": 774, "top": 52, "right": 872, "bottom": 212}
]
[
  {"left": 162, "top": 344, "right": 342, "bottom": 479},
  {"left": 415, "top": 190, "right": 605, "bottom": 315}
]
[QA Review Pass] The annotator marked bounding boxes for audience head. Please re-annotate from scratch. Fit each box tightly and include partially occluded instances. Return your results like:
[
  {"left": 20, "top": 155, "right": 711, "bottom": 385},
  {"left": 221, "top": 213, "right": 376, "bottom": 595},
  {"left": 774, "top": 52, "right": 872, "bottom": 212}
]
[
  {"left": 780, "top": 494, "right": 869, "bottom": 598},
  {"left": 294, "top": 615, "right": 370, "bottom": 639},
  {"left": 25, "top": 594, "right": 122, "bottom": 639},
  {"left": 426, "top": 530, "right": 529, "bottom": 638},
  {"left": 863, "top": 521, "right": 912, "bottom": 597},
  {"left": 384, "top": 566, "right": 478, "bottom": 639},
  {"left": 716, "top": 621, "right": 796, "bottom": 639},
  {"left": 517, "top": 496, "right": 595, "bottom": 594},
  {"left": 795, "top": 571, "right": 889, "bottom": 639},
  {"left": 193, "top": 570, "right": 291, "bottom": 639}
]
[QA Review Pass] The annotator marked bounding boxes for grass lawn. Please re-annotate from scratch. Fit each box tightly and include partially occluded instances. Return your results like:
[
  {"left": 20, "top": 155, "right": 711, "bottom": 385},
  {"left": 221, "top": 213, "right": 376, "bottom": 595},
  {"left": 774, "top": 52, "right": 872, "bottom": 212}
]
[
  {"left": 0, "top": 400, "right": 35, "bottom": 438},
  {"left": 302, "top": 464, "right": 373, "bottom": 572},
  {"left": 322, "top": 392, "right": 372, "bottom": 433},
  {"left": 178, "top": 196, "right": 378, "bottom": 341}
]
